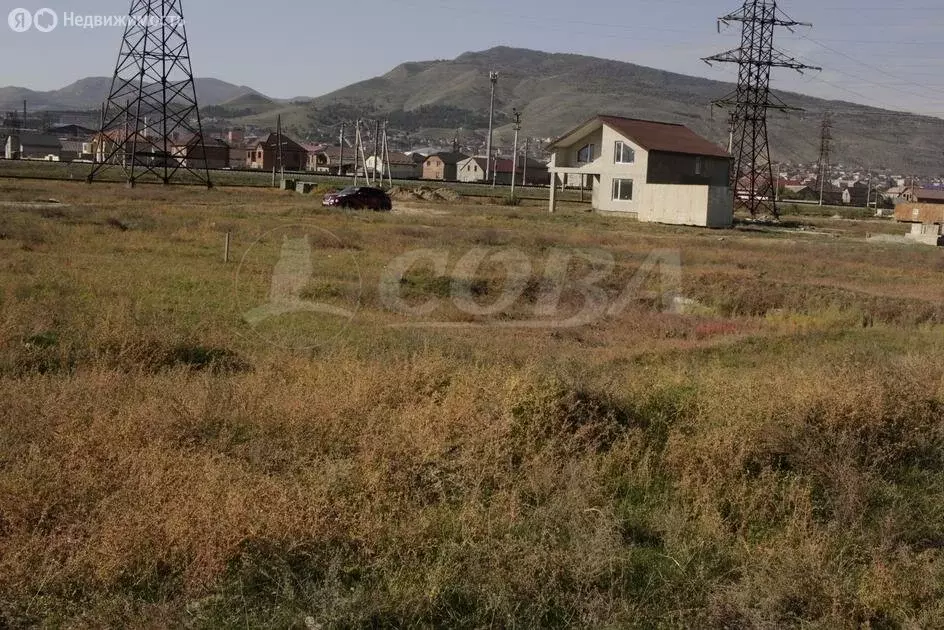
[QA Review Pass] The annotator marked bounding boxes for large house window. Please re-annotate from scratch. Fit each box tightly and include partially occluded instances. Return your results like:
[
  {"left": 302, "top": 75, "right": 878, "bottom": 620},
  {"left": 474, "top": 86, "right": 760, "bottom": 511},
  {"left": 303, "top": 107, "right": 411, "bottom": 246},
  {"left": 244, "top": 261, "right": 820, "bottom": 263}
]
[
  {"left": 612, "top": 178, "right": 633, "bottom": 201},
  {"left": 576, "top": 143, "right": 595, "bottom": 163},
  {"left": 614, "top": 141, "right": 635, "bottom": 164}
]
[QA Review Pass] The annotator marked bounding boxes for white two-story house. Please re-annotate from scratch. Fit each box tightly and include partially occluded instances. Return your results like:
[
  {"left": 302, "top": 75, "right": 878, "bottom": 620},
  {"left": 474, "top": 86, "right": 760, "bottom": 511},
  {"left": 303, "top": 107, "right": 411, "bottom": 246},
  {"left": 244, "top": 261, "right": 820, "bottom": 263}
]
[{"left": 547, "top": 115, "right": 733, "bottom": 228}]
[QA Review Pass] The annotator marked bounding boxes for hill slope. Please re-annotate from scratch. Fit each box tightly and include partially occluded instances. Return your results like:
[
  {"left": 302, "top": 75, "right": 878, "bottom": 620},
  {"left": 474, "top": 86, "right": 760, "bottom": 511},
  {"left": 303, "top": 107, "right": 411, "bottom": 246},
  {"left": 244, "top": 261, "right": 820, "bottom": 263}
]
[
  {"left": 0, "top": 77, "right": 267, "bottom": 111},
  {"left": 4, "top": 47, "right": 943, "bottom": 174},
  {"left": 289, "top": 46, "right": 943, "bottom": 174}
]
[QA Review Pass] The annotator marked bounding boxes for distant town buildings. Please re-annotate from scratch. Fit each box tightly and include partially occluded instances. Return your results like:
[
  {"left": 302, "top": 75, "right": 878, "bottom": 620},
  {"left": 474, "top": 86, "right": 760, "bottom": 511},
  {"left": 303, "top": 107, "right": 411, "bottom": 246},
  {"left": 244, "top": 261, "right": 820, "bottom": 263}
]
[
  {"left": 456, "top": 156, "right": 550, "bottom": 186},
  {"left": 3, "top": 110, "right": 944, "bottom": 205}
]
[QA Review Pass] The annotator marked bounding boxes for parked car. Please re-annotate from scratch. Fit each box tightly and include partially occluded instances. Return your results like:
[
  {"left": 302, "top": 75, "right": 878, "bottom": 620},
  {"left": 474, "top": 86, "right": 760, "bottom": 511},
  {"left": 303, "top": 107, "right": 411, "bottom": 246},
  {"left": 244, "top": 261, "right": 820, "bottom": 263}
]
[{"left": 322, "top": 186, "right": 392, "bottom": 211}]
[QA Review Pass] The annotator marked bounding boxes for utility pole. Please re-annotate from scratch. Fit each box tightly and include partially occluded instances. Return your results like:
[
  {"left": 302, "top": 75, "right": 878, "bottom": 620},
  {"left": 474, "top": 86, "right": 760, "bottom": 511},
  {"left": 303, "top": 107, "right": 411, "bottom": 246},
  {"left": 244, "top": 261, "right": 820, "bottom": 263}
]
[
  {"left": 278, "top": 114, "right": 284, "bottom": 186},
  {"left": 338, "top": 122, "right": 345, "bottom": 177},
  {"left": 485, "top": 71, "right": 499, "bottom": 183},
  {"left": 373, "top": 119, "right": 381, "bottom": 185},
  {"left": 522, "top": 137, "right": 530, "bottom": 187},
  {"left": 510, "top": 109, "right": 522, "bottom": 199},
  {"left": 357, "top": 120, "right": 369, "bottom": 187},
  {"left": 817, "top": 111, "right": 832, "bottom": 206},
  {"left": 492, "top": 149, "right": 498, "bottom": 187},
  {"left": 382, "top": 120, "right": 393, "bottom": 187},
  {"left": 353, "top": 120, "right": 361, "bottom": 186},
  {"left": 703, "top": 0, "right": 820, "bottom": 218}
]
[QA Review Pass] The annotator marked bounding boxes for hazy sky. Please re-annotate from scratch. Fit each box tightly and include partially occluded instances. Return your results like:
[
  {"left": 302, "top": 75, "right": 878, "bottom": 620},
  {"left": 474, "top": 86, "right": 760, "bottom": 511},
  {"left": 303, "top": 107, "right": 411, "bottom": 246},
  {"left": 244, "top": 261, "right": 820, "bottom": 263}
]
[{"left": 2, "top": 0, "right": 944, "bottom": 116}]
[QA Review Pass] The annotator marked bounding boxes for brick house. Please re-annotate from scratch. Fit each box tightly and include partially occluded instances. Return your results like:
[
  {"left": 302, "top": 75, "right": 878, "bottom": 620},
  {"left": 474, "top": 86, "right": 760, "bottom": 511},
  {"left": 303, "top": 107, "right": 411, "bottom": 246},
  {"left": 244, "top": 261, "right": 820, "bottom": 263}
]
[
  {"left": 422, "top": 152, "right": 467, "bottom": 181},
  {"left": 247, "top": 133, "right": 308, "bottom": 171}
]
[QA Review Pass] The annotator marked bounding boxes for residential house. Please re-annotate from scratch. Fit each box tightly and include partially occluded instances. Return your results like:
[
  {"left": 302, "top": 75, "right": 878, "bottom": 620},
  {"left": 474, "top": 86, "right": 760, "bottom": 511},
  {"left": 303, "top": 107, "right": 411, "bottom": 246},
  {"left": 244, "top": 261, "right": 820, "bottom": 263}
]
[
  {"left": 60, "top": 140, "right": 95, "bottom": 162},
  {"left": 173, "top": 136, "right": 230, "bottom": 170},
  {"left": 894, "top": 193, "right": 944, "bottom": 245},
  {"left": 422, "top": 152, "right": 467, "bottom": 181},
  {"left": 300, "top": 143, "right": 327, "bottom": 172},
  {"left": 308, "top": 146, "right": 357, "bottom": 175},
  {"left": 247, "top": 133, "right": 308, "bottom": 171},
  {"left": 911, "top": 188, "right": 944, "bottom": 205},
  {"left": 226, "top": 129, "right": 245, "bottom": 146},
  {"left": 546, "top": 115, "right": 732, "bottom": 227},
  {"left": 91, "top": 131, "right": 176, "bottom": 167},
  {"left": 365, "top": 152, "right": 421, "bottom": 180},
  {"left": 48, "top": 124, "right": 97, "bottom": 139},
  {"left": 781, "top": 179, "right": 817, "bottom": 201},
  {"left": 5, "top": 133, "right": 63, "bottom": 160},
  {"left": 457, "top": 156, "right": 550, "bottom": 186},
  {"left": 840, "top": 181, "right": 871, "bottom": 207}
]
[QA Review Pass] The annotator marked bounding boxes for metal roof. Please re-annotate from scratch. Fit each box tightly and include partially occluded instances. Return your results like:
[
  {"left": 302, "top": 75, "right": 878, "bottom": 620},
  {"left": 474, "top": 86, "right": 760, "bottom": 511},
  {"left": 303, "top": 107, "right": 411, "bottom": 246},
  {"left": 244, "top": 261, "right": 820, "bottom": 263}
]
[
  {"left": 426, "top": 152, "right": 468, "bottom": 165},
  {"left": 17, "top": 132, "right": 63, "bottom": 148},
  {"left": 548, "top": 115, "right": 730, "bottom": 159}
]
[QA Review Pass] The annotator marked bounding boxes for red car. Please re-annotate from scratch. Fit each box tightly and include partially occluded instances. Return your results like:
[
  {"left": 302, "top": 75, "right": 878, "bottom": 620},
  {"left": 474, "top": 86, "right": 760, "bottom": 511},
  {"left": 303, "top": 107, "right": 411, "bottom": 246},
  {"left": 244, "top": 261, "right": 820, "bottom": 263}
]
[{"left": 322, "top": 186, "right": 392, "bottom": 211}]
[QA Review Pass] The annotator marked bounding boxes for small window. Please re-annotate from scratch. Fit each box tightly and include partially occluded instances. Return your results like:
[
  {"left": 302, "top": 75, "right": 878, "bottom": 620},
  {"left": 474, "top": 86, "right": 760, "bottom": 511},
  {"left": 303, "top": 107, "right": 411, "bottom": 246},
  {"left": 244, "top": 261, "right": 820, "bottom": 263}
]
[
  {"left": 612, "top": 178, "right": 633, "bottom": 201},
  {"left": 576, "top": 144, "right": 595, "bottom": 163},
  {"left": 614, "top": 141, "right": 635, "bottom": 164},
  {"left": 695, "top": 157, "right": 703, "bottom": 175}
]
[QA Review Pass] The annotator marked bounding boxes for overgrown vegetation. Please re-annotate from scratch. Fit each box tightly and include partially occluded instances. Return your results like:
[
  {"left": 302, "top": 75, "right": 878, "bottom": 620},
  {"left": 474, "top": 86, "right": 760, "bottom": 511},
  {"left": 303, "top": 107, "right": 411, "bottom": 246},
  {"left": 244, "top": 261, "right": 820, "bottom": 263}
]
[{"left": 0, "top": 179, "right": 942, "bottom": 628}]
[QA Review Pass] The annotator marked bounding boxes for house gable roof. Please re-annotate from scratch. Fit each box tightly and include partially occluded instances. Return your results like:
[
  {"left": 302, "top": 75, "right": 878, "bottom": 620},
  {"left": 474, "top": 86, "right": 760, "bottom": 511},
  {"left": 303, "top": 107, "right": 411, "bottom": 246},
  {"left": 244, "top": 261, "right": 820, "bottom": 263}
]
[
  {"left": 426, "top": 152, "right": 467, "bottom": 166},
  {"left": 916, "top": 188, "right": 944, "bottom": 203},
  {"left": 49, "top": 124, "right": 97, "bottom": 138},
  {"left": 460, "top": 156, "right": 547, "bottom": 174},
  {"left": 174, "top": 134, "right": 229, "bottom": 149},
  {"left": 548, "top": 115, "right": 729, "bottom": 159},
  {"left": 257, "top": 132, "right": 307, "bottom": 154},
  {"left": 387, "top": 151, "right": 416, "bottom": 166}
]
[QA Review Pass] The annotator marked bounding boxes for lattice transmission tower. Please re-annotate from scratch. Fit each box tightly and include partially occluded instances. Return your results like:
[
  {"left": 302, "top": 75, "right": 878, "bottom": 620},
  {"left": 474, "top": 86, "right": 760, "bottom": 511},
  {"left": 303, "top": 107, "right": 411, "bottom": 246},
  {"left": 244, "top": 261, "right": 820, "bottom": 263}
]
[
  {"left": 88, "top": 0, "right": 211, "bottom": 187},
  {"left": 816, "top": 111, "right": 833, "bottom": 205},
  {"left": 703, "top": 0, "right": 819, "bottom": 217}
]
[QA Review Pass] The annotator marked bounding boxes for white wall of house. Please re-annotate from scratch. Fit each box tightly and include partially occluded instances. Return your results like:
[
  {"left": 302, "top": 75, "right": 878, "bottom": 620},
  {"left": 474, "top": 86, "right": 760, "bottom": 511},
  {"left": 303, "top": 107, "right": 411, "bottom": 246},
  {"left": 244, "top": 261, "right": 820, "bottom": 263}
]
[
  {"left": 640, "top": 184, "right": 732, "bottom": 227},
  {"left": 556, "top": 125, "right": 649, "bottom": 213},
  {"left": 550, "top": 123, "right": 732, "bottom": 228},
  {"left": 457, "top": 158, "right": 486, "bottom": 183}
]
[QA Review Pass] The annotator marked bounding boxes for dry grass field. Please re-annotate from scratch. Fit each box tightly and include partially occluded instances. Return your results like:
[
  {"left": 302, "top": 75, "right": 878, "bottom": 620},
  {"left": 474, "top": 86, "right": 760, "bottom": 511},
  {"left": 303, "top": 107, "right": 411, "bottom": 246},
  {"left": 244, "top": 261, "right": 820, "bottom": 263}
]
[{"left": 1, "top": 178, "right": 943, "bottom": 628}]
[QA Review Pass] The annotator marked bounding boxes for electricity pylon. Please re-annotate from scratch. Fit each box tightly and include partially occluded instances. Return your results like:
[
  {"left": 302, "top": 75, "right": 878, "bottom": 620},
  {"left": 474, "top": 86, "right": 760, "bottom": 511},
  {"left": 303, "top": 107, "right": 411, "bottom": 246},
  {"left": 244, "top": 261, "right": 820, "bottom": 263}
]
[
  {"left": 88, "top": 0, "right": 211, "bottom": 187},
  {"left": 703, "top": 0, "right": 819, "bottom": 217}
]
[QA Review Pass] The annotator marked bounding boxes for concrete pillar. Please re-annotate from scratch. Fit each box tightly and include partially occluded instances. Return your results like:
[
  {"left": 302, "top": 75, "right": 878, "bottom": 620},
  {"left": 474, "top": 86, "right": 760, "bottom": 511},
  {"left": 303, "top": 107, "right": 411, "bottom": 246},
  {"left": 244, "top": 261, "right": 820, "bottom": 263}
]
[{"left": 549, "top": 172, "right": 558, "bottom": 214}]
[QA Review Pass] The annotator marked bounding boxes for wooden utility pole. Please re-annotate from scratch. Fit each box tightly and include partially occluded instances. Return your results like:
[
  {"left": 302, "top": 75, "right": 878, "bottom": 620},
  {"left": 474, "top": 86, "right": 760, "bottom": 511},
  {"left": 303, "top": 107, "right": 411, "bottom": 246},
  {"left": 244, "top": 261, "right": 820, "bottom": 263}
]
[
  {"left": 353, "top": 120, "right": 361, "bottom": 186},
  {"left": 486, "top": 71, "right": 499, "bottom": 182},
  {"left": 356, "top": 120, "right": 370, "bottom": 187},
  {"left": 383, "top": 120, "right": 393, "bottom": 188},
  {"left": 273, "top": 114, "right": 283, "bottom": 187},
  {"left": 338, "top": 122, "right": 345, "bottom": 176},
  {"left": 373, "top": 120, "right": 381, "bottom": 185}
]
